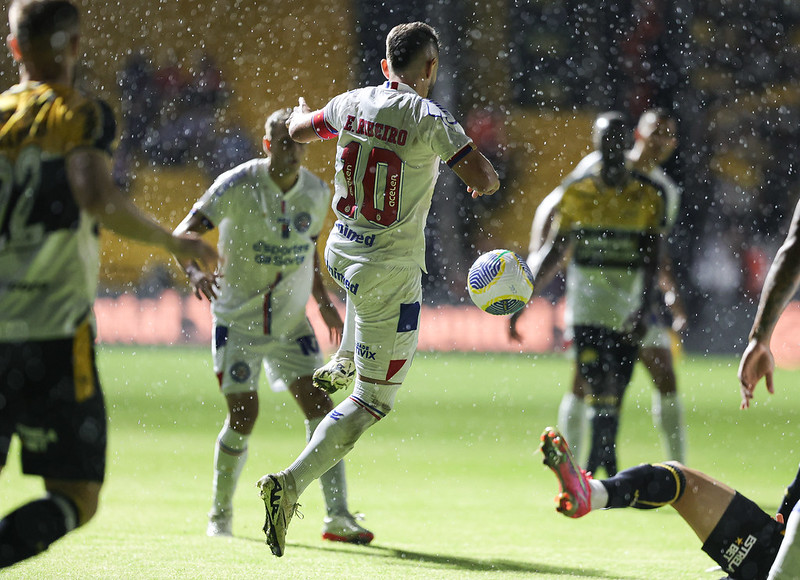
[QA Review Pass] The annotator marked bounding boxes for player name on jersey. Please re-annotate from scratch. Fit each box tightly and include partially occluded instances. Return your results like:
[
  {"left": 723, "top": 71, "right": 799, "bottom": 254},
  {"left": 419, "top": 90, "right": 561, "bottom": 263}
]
[{"left": 343, "top": 115, "right": 408, "bottom": 146}]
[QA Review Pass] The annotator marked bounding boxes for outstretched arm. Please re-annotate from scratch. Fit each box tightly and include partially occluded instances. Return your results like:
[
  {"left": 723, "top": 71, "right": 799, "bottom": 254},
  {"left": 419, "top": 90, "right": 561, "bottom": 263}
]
[
  {"left": 738, "top": 200, "right": 800, "bottom": 408},
  {"left": 173, "top": 211, "right": 220, "bottom": 301},
  {"left": 67, "top": 149, "right": 218, "bottom": 269},
  {"left": 509, "top": 230, "right": 570, "bottom": 342}
]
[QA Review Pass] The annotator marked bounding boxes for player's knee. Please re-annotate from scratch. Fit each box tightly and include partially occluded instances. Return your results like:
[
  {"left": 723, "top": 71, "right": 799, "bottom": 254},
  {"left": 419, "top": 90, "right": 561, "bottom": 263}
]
[
  {"left": 353, "top": 380, "right": 399, "bottom": 417},
  {"left": 45, "top": 481, "right": 101, "bottom": 526}
]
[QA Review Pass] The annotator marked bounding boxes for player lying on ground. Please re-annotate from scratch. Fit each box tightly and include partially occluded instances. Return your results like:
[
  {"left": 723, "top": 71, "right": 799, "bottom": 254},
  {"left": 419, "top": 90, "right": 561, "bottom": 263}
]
[{"left": 540, "top": 426, "right": 798, "bottom": 579}]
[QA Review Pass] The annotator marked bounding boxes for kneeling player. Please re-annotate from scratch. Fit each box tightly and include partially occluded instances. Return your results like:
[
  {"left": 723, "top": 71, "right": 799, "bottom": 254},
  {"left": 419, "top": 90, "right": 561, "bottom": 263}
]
[{"left": 540, "top": 427, "right": 798, "bottom": 579}]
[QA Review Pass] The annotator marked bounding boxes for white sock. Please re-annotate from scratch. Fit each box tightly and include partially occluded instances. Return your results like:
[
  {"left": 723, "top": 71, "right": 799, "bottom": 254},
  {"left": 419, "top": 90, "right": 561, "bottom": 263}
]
[
  {"left": 287, "top": 379, "right": 397, "bottom": 499},
  {"left": 558, "top": 393, "right": 587, "bottom": 462},
  {"left": 653, "top": 392, "right": 686, "bottom": 463},
  {"left": 588, "top": 479, "right": 608, "bottom": 511},
  {"left": 211, "top": 422, "right": 249, "bottom": 516},
  {"left": 306, "top": 416, "right": 348, "bottom": 516}
]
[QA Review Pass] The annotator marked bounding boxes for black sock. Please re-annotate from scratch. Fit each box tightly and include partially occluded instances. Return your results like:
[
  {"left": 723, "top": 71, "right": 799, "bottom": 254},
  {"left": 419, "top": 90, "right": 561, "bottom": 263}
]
[
  {"left": 0, "top": 494, "right": 78, "bottom": 568},
  {"left": 586, "top": 407, "right": 619, "bottom": 477},
  {"left": 601, "top": 463, "right": 686, "bottom": 509}
]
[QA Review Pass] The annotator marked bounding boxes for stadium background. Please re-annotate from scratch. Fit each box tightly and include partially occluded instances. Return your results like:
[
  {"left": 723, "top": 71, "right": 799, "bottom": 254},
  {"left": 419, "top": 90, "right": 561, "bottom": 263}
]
[{"left": 2, "top": 0, "right": 799, "bottom": 359}]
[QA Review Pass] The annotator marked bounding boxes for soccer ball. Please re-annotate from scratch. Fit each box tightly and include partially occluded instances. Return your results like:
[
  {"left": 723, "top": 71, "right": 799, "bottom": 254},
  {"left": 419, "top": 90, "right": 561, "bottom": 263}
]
[{"left": 467, "top": 249, "right": 534, "bottom": 315}]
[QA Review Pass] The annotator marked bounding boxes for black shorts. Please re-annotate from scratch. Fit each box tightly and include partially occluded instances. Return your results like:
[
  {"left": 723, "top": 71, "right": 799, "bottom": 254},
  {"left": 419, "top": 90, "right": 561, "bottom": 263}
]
[
  {"left": 0, "top": 322, "right": 106, "bottom": 482},
  {"left": 573, "top": 325, "right": 639, "bottom": 405},
  {"left": 702, "top": 492, "right": 785, "bottom": 580}
]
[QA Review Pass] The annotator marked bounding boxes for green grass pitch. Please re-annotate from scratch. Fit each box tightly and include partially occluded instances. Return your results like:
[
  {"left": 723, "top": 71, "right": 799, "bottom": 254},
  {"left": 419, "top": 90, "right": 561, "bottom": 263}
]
[{"left": 2, "top": 346, "right": 799, "bottom": 579}]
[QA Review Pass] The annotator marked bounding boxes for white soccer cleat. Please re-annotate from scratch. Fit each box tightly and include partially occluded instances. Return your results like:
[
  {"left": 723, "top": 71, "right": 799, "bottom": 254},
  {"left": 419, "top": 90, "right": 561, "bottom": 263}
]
[
  {"left": 258, "top": 473, "right": 301, "bottom": 557},
  {"left": 322, "top": 512, "right": 374, "bottom": 544},
  {"left": 206, "top": 512, "right": 232, "bottom": 537},
  {"left": 313, "top": 354, "right": 356, "bottom": 394}
]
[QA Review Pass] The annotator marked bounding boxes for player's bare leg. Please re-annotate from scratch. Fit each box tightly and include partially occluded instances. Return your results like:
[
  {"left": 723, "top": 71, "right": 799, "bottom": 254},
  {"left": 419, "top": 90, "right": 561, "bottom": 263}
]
[{"left": 640, "top": 345, "right": 686, "bottom": 463}]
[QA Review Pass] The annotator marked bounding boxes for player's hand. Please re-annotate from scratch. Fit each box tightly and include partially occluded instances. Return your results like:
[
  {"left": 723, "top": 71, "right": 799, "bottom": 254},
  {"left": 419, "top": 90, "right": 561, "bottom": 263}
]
[
  {"left": 188, "top": 267, "right": 220, "bottom": 302},
  {"left": 318, "top": 301, "right": 344, "bottom": 344},
  {"left": 171, "top": 233, "right": 218, "bottom": 272},
  {"left": 625, "top": 308, "right": 647, "bottom": 343},
  {"left": 671, "top": 312, "right": 688, "bottom": 333},
  {"left": 738, "top": 338, "right": 775, "bottom": 409},
  {"left": 287, "top": 97, "right": 312, "bottom": 126},
  {"left": 467, "top": 181, "right": 500, "bottom": 199}
]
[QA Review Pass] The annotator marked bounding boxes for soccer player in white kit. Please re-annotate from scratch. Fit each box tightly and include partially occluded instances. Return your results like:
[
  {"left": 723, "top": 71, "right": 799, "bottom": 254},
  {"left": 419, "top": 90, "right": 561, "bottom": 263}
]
[
  {"left": 256, "top": 22, "right": 500, "bottom": 557},
  {"left": 174, "top": 110, "right": 372, "bottom": 543}
]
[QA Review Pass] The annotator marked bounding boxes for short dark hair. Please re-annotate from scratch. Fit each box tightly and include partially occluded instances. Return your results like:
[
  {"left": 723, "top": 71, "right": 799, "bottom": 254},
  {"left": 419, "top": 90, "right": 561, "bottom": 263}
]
[
  {"left": 9, "top": 0, "right": 80, "bottom": 53},
  {"left": 592, "top": 111, "right": 627, "bottom": 150},
  {"left": 385, "top": 22, "right": 439, "bottom": 72}
]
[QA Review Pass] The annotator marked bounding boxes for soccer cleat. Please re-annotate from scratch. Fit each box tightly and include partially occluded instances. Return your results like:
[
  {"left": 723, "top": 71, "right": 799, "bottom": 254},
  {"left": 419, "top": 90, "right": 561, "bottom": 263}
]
[
  {"left": 539, "top": 426, "right": 593, "bottom": 518},
  {"left": 258, "top": 473, "right": 301, "bottom": 557},
  {"left": 313, "top": 353, "right": 356, "bottom": 394},
  {"left": 321, "top": 512, "right": 374, "bottom": 544},
  {"left": 206, "top": 512, "right": 232, "bottom": 537}
]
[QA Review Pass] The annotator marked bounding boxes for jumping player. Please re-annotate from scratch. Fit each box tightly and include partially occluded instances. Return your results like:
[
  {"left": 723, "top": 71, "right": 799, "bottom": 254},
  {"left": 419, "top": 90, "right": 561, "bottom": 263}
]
[
  {"left": 174, "top": 109, "right": 373, "bottom": 544},
  {"left": 256, "top": 21, "right": 500, "bottom": 557},
  {"left": 0, "top": 0, "right": 217, "bottom": 568}
]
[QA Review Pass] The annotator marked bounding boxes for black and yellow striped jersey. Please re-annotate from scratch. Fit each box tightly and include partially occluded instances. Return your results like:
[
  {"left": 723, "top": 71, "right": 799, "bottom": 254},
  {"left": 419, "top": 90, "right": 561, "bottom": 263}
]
[
  {"left": 555, "top": 157, "right": 667, "bottom": 331},
  {"left": 0, "top": 81, "right": 116, "bottom": 341}
]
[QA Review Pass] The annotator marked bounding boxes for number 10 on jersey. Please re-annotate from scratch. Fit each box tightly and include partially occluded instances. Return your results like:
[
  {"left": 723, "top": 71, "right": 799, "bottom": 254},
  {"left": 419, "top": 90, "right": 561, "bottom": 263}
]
[{"left": 337, "top": 142, "right": 403, "bottom": 227}]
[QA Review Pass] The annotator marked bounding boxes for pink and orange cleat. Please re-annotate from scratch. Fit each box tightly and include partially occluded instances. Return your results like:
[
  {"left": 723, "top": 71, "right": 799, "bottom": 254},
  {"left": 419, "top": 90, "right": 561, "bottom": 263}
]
[{"left": 539, "top": 427, "right": 593, "bottom": 518}]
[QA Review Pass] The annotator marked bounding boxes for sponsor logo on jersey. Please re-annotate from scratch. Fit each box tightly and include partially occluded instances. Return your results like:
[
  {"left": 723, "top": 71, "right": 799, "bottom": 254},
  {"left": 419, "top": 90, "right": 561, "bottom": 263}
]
[
  {"left": 326, "top": 263, "right": 359, "bottom": 295},
  {"left": 356, "top": 342, "right": 377, "bottom": 360},
  {"left": 335, "top": 222, "right": 375, "bottom": 246},
  {"left": 722, "top": 534, "right": 757, "bottom": 574},
  {"left": 343, "top": 115, "right": 408, "bottom": 146},
  {"left": 252, "top": 240, "right": 309, "bottom": 265},
  {"left": 293, "top": 212, "right": 312, "bottom": 233},
  {"left": 230, "top": 361, "right": 251, "bottom": 383},
  {"left": 17, "top": 424, "right": 58, "bottom": 452}
]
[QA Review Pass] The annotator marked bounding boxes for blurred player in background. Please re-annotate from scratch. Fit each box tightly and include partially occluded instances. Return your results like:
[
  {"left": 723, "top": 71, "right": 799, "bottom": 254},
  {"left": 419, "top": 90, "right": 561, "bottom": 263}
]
[
  {"left": 540, "top": 424, "right": 789, "bottom": 579},
  {"left": 173, "top": 109, "right": 373, "bottom": 544},
  {"left": 512, "top": 109, "right": 687, "bottom": 465},
  {"left": 256, "top": 21, "right": 500, "bottom": 557},
  {"left": 0, "top": 0, "right": 217, "bottom": 568},
  {"left": 514, "top": 112, "right": 666, "bottom": 477}
]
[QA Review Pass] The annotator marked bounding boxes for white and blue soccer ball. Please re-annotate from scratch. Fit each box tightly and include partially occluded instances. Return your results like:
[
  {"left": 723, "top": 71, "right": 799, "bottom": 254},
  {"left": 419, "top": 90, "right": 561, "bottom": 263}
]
[{"left": 467, "top": 249, "right": 534, "bottom": 315}]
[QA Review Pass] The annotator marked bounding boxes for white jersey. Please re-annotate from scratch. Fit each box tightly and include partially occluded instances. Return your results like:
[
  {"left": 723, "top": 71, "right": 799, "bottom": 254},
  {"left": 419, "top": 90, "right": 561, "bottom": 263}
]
[
  {"left": 191, "top": 159, "right": 330, "bottom": 338},
  {"left": 313, "top": 81, "right": 473, "bottom": 271}
]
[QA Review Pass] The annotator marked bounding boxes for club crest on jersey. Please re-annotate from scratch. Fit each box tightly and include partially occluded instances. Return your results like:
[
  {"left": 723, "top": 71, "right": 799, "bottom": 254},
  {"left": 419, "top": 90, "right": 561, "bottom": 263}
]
[
  {"left": 230, "top": 361, "right": 251, "bottom": 383},
  {"left": 293, "top": 212, "right": 312, "bottom": 233}
]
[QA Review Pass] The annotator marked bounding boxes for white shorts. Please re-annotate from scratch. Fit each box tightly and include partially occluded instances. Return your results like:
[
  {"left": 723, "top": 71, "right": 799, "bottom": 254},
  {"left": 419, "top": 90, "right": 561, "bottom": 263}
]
[
  {"left": 213, "top": 322, "right": 323, "bottom": 395},
  {"left": 640, "top": 321, "right": 671, "bottom": 350},
  {"left": 326, "top": 248, "right": 421, "bottom": 384}
]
